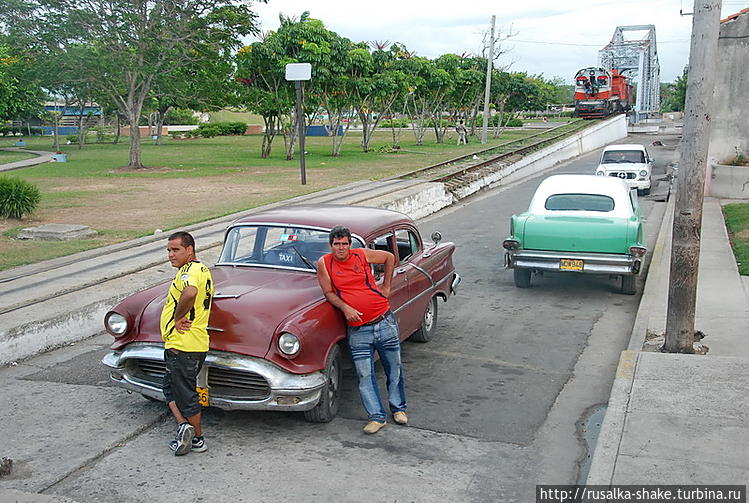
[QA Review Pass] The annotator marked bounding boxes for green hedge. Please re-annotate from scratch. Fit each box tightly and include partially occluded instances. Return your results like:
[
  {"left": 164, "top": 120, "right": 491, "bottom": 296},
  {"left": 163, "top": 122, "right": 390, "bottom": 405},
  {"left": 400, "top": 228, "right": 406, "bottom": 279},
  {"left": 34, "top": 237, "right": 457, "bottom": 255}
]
[
  {"left": 188, "top": 121, "right": 247, "bottom": 138},
  {"left": 379, "top": 118, "right": 410, "bottom": 128}
]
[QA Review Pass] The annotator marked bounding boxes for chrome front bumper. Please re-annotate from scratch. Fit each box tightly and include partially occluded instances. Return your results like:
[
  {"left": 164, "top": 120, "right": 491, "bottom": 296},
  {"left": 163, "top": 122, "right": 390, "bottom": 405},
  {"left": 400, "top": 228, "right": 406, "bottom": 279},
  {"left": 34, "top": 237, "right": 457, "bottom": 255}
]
[
  {"left": 505, "top": 249, "right": 641, "bottom": 275},
  {"left": 102, "top": 343, "right": 326, "bottom": 411}
]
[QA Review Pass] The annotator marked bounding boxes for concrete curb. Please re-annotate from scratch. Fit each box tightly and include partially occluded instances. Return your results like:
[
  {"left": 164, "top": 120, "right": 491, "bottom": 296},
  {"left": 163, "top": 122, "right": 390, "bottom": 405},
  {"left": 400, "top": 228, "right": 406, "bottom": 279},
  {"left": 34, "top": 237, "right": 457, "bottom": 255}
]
[{"left": 586, "top": 194, "right": 675, "bottom": 484}]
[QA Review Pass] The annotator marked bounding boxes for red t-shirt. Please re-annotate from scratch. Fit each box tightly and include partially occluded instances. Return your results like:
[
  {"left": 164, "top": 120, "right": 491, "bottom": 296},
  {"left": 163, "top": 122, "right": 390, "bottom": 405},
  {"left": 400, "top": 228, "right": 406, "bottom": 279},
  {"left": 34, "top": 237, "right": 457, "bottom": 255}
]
[{"left": 324, "top": 248, "right": 390, "bottom": 327}]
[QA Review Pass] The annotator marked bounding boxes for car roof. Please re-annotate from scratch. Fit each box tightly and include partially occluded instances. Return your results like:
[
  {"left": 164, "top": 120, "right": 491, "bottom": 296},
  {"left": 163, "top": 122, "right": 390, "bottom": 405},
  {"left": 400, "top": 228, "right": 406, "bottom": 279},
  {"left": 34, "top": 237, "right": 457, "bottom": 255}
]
[
  {"left": 602, "top": 144, "right": 646, "bottom": 151},
  {"left": 529, "top": 174, "right": 634, "bottom": 217},
  {"left": 229, "top": 204, "right": 413, "bottom": 237}
]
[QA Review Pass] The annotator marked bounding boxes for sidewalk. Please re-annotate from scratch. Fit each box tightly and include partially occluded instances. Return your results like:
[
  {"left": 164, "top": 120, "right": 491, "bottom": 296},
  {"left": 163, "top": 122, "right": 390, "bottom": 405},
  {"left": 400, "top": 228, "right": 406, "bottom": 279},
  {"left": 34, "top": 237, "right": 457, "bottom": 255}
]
[
  {"left": 0, "top": 148, "right": 53, "bottom": 172},
  {"left": 587, "top": 197, "right": 749, "bottom": 484}
]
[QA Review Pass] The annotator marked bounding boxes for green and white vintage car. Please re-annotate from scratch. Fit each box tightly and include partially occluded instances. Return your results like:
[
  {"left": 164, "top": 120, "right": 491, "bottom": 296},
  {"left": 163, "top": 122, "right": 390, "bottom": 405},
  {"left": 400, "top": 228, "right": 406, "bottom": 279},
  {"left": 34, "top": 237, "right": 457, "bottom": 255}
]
[{"left": 503, "top": 174, "right": 647, "bottom": 295}]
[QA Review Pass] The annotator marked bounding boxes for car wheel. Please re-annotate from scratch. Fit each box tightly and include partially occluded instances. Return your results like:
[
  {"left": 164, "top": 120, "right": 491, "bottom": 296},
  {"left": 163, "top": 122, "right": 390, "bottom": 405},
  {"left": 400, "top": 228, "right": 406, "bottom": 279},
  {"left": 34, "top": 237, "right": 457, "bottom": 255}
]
[
  {"left": 621, "top": 274, "right": 637, "bottom": 295},
  {"left": 411, "top": 296, "right": 438, "bottom": 343},
  {"left": 303, "top": 343, "right": 342, "bottom": 423},
  {"left": 514, "top": 268, "right": 532, "bottom": 288}
]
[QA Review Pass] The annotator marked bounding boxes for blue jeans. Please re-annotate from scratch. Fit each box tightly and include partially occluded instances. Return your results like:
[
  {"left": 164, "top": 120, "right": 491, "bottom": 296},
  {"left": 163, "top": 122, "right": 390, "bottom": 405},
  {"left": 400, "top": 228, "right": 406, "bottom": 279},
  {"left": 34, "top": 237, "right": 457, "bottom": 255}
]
[{"left": 347, "top": 312, "right": 407, "bottom": 422}]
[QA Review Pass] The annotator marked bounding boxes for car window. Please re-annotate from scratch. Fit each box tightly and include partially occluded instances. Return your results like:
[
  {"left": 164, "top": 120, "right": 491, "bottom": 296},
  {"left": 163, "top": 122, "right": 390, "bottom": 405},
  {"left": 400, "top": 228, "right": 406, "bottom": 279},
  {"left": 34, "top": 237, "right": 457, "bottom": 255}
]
[
  {"left": 602, "top": 150, "right": 645, "bottom": 163},
  {"left": 395, "top": 229, "right": 420, "bottom": 263},
  {"left": 629, "top": 189, "right": 639, "bottom": 213},
  {"left": 545, "top": 194, "right": 615, "bottom": 212},
  {"left": 368, "top": 233, "right": 393, "bottom": 279},
  {"left": 219, "top": 225, "right": 361, "bottom": 269}
]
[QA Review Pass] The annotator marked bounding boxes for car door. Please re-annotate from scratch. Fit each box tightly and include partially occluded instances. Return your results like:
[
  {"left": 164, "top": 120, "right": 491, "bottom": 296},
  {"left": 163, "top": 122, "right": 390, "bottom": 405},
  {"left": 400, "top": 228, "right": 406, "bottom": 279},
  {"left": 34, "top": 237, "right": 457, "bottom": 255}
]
[
  {"left": 368, "top": 231, "right": 410, "bottom": 339},
  {"left": 393, "top": 227, "right": 433, "bottom": 337}
]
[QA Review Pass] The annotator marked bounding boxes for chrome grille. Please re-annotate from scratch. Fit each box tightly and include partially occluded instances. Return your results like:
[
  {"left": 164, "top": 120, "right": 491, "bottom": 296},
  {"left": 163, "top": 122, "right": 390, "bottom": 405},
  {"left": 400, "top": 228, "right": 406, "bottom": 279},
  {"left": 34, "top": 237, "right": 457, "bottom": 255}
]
[
  {"left": 132, "top": 359, "right": 166, "bottom": 386},
  {"left": 207, "top": 366, "right": 270, "bottom": 399},
  {"left": 608, "top": 172, "right": 636, "bottom": 180},
  {"left": 127, "top": 358, "right": 270, "bottom": 400}
]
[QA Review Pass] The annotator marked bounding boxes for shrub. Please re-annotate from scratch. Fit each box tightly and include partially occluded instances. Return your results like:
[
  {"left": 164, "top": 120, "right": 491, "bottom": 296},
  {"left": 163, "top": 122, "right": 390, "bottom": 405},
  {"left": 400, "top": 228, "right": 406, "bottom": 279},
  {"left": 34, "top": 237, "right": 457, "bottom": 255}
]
[
  {"left": 66, "top": 134, "right": 79, "bottom": 144},
  {"left": 380, "top": 118, "right": 410, "bottom": 128},
  {"left": 214, "top": 121, "right": 247, "bottom": 135},
  {"left": 190, "top": 122, "right": 246, "bottom": 138},
  {"left": 164, "top": 108, "right": 199, "bottom": 125},
  {"left": 0, "top": 176, "right": 41, "bottom": 219}
]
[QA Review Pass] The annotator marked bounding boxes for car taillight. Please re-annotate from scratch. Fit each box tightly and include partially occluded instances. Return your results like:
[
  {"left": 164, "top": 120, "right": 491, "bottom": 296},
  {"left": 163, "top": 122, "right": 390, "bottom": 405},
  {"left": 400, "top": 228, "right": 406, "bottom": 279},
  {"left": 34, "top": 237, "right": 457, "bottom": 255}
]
[
  {"left": 629, "top": 246, "right": 647, "bottom": 257},
  {"left": 503, "top": 239, "right": 520, "bottom": 250}
]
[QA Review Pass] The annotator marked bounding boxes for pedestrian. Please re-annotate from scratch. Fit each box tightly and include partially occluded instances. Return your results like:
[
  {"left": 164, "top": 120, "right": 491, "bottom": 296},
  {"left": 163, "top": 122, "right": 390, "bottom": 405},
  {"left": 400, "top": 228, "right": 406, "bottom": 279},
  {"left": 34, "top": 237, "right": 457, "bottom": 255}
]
[
  {"left": 160, "top": 231, "right": 214, "bottom": 455},
  {"left": 456, "top": 120, "right": 468, "bottom": 145},
  {"left": 317, "top": 226, "right": 408, "bottom": 434}
]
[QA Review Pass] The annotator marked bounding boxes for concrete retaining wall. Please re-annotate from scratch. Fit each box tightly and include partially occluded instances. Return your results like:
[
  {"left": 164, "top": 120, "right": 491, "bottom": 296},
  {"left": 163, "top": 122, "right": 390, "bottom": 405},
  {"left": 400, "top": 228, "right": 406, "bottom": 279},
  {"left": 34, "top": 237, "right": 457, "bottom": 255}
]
[
  {"left": 708, "top": 163, "right": 749, "bottom": 198},
  {"left": 453, "top": 114, "right": 628, "bottom": 200}
]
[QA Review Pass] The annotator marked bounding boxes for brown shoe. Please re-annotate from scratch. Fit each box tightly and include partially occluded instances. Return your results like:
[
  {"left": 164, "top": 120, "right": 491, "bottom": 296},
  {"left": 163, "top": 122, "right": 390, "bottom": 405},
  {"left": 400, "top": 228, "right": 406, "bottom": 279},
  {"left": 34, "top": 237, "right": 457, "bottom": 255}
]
[
  {"left": 393, "top": 411, "right": 408, "bottom": 425},
  {"left": 362, "top": 421, "right": 387, "bottom": 434}
]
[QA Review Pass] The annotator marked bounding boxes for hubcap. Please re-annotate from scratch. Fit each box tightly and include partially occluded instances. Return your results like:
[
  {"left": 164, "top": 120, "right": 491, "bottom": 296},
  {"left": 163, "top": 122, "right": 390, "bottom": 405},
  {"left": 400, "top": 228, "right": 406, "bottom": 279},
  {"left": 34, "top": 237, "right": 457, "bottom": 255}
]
[
  {"left": 328, "top": 360, "right": 339, "bottom": 403},
  {"left": 424, "top": 301, "right": 434, "bottom": 332}
]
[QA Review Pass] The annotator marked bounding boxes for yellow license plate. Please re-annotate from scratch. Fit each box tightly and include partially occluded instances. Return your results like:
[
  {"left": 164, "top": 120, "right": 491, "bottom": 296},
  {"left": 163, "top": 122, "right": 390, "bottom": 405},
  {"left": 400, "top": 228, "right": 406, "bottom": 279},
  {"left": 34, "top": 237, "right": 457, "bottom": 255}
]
[
  {"left": 197, "top": 386, "right": 209, "bottom": 407},
  {"left": 560, "top": 258, "right": 583, "bottom": 271}
]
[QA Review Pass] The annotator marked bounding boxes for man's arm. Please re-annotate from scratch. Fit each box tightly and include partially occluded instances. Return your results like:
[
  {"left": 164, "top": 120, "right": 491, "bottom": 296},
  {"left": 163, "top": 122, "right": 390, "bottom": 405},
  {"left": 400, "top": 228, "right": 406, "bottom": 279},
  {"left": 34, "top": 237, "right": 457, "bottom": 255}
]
[
  {"left": 173, "top": 285, "right": 198, "bottom": 333},
  {"left": 363, "top": 248, "right": 395, "bottom": 298},
  {"left": 317, "top": 257, "right": 364, "bottom": 323}
]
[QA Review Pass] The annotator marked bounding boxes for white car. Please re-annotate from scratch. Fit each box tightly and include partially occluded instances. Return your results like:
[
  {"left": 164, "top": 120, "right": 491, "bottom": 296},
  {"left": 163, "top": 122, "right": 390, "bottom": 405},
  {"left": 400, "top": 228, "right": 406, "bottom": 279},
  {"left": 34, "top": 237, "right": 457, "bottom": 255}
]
[{"left": 595, "top": 144, "right": 653, "bottom": 195}]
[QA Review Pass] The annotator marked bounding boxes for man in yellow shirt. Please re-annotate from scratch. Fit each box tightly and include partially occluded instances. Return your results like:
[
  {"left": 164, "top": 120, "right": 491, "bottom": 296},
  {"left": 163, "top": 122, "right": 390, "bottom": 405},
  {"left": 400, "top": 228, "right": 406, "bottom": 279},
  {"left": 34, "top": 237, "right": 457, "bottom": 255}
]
[{"left": 160, "top": 231, "right": 213, "bottom": 456}]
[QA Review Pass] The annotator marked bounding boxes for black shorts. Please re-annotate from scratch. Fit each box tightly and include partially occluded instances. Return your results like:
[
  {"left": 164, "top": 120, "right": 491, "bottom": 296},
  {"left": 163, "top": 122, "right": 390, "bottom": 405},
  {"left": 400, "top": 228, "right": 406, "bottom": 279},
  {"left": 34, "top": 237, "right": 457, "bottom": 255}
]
[{"left": 163, "top": 349, "right": 206, "bottom": 417}]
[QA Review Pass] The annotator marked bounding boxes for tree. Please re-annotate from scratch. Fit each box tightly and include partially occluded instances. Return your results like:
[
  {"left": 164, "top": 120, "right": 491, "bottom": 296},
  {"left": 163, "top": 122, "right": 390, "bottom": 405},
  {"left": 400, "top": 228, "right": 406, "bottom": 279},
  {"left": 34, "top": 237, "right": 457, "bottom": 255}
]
[
  {"left": 660, "top": 66, "right": 688, "bottom": 112},
  {"left": 0, "top": 42, "right": 43, "bottom": 123},
  {"left": 2, "top": 0, "right": 261, "bottom": 168}
]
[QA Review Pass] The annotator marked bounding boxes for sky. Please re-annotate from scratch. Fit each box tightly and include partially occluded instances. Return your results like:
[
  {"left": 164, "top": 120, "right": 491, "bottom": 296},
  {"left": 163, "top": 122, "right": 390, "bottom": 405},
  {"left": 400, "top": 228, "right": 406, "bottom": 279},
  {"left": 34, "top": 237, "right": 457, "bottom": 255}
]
[{"left": 250, "top": 0, "right": 749, "bottom": 84}]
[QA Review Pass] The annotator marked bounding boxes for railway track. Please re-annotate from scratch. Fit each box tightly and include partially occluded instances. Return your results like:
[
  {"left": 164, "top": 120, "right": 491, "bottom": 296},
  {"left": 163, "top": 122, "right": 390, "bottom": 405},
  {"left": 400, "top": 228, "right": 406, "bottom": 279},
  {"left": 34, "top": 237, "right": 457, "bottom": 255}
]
[
  {"left": 392, "top": 119, "right": 595, "bottom": 196},
  {"left": 1, "top": 119, "right": 599, "bottom": 317}
]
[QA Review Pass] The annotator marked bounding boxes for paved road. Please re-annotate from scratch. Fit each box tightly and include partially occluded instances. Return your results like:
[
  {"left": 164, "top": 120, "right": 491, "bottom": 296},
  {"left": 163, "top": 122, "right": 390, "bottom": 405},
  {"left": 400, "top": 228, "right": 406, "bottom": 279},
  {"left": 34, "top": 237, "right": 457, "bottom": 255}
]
[{"left": 0, "top": 134, "right": 674, "bottom": 502}]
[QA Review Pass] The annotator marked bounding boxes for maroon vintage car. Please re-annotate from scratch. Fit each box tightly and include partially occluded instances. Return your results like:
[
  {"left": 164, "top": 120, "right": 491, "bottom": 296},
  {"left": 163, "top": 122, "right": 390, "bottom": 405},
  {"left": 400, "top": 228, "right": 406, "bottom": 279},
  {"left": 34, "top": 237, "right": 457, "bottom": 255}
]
[{"left": 102, "top": 205, "right": 460, "bottom": 422}]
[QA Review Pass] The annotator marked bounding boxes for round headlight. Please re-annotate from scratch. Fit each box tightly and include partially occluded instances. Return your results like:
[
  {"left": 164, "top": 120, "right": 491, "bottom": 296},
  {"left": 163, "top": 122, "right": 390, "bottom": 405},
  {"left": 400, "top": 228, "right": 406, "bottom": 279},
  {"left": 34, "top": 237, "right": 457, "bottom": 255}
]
[
  {"left": 596, "top": 171, "right": 605, "bottom": 176},
  {"left": 639, "top": 170, "right": 648, "bottom": 177},
  {"left": 106, "top": 312, "right": 128, "bottom": 336},
  {"left": 278, "top": 332, "right": 301, "bottom": 356}
]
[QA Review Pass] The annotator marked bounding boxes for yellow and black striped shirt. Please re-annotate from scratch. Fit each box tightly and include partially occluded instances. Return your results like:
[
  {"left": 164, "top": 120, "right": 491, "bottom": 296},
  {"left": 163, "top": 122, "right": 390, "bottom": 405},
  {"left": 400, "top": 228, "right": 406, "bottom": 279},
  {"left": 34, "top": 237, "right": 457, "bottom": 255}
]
[{"left": 160, "top": 260, "right": 213, "bottom": 352}]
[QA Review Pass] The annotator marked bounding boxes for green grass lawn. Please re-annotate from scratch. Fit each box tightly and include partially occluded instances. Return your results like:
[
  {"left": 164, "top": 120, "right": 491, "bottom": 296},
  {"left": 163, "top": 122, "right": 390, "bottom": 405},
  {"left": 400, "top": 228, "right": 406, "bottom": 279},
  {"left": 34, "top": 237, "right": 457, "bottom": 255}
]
[
  {"left": 723, "top": 203, "right": 749, "bottom": 275},
  {"left": 0, "top": 149, "right": 36, "bottom": 164},
  {"left": 0, "top": 126, "right": 562, "bottom": 271}
]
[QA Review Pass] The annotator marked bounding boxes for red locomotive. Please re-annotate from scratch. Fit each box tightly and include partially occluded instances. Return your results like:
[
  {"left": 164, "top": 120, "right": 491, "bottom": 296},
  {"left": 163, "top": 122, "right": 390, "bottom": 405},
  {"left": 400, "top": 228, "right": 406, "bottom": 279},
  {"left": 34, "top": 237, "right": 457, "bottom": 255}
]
[{"left": 573, "top": 67, "right": 633, "bottom": 118}]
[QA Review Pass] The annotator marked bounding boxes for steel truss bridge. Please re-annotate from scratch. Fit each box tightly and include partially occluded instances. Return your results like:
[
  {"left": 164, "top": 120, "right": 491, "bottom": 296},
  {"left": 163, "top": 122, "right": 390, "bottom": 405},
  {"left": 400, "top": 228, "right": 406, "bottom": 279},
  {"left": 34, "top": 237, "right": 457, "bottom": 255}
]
[{"left": 599, "top": 25, "right": 661, "bottom": 121}]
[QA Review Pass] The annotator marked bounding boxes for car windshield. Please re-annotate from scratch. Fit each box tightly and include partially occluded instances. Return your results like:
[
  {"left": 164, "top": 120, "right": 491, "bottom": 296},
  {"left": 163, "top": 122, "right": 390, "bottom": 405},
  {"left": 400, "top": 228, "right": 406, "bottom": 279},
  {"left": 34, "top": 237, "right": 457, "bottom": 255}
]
[
  {"left": 601, "top": 150, "right": 645, "bottom": 163},
  {"left": 545, "top": 194, "right": 615, "bottom": 212},
  {"left": 218, "top": 225, "right": 363, "bottom": 270}
]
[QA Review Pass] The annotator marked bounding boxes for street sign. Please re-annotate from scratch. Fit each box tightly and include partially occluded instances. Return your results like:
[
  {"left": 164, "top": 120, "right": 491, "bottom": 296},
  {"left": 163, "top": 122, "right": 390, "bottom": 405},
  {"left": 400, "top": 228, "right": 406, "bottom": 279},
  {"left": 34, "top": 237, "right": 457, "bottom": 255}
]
[
  {"left": 285, "top": 63, "right": 312, "bottom": 185},
  {"left": 285, "top": 63, "right": 312, "bottom": 81}
]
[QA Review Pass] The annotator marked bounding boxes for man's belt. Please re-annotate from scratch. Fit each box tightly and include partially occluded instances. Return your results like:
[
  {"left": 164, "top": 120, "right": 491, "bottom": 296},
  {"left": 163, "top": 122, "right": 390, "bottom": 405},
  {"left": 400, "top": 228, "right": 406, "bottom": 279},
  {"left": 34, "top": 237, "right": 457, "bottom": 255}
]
[{"left": 362, "top": 310, "right": 392, "bottom": 326}]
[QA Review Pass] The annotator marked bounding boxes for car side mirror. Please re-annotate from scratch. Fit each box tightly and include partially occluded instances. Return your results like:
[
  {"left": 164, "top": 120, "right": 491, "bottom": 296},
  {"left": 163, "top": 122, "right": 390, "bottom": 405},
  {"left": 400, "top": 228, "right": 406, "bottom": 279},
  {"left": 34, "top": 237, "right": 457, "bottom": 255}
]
[{"left": 431, "top": 231, "right": 442, "bottom": 245}]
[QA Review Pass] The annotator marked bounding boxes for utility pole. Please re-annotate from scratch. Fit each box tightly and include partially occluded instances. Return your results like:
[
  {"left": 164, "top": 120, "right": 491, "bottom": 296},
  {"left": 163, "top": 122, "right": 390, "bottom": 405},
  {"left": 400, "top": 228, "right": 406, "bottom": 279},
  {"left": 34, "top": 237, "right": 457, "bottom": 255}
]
[
  {"left": 480, "top": 15, "right": 496, "bottom": 145},
  {"left": 664, "top": 0, "right": 722, "bottom": 353}
]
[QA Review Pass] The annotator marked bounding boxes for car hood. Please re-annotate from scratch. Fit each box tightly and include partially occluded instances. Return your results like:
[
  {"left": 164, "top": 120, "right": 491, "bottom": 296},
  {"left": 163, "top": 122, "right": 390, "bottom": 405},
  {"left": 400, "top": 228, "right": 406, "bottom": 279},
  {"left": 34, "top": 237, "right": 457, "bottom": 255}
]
[{"left": 134, "top": 266, "right": 324, "bottom": 358}]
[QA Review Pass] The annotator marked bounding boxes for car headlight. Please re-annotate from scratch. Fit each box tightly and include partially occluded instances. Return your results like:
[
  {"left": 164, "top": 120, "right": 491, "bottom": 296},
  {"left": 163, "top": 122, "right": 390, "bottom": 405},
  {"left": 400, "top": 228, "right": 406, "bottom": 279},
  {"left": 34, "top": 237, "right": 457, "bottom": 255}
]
[
  {"left": 105, "top": 312, "right": 128, "bottom": 336},
  {"left": 278, "top": 332, "right": 301, "bottom": 356},
  {"left": 596, "top": 171, "right": 605, "bottom": 176},
  {"left": 639, "top": 170, "right": 648, "bottom": 177}
]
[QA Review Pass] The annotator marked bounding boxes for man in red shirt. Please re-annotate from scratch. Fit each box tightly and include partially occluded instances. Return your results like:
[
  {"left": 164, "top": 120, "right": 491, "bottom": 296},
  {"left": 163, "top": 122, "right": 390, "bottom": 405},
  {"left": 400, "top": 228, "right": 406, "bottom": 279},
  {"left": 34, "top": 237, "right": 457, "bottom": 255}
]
[{"left": 317, "top": 225, "right": 408, "bottom": 434}]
